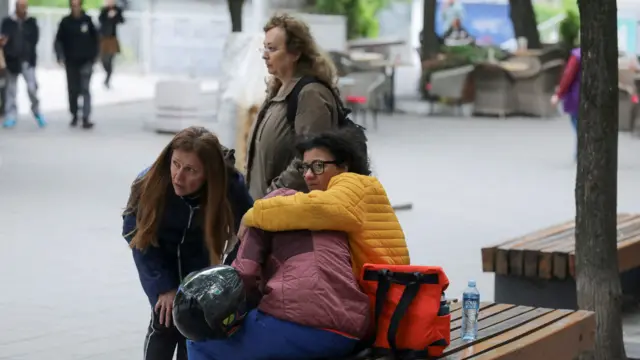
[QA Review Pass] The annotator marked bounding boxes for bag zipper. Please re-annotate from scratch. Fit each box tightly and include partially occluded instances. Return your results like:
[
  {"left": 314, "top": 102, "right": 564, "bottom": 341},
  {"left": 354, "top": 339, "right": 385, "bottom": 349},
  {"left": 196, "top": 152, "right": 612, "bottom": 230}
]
[{"left": 177, "top": 205, "right": 197, "bottom": 281}]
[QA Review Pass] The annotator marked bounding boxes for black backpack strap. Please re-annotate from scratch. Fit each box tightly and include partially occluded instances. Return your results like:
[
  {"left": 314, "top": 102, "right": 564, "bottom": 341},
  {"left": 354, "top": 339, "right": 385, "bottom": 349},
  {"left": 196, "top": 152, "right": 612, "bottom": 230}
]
[{"left": 286, "top": 76, "right": 319, "bottom": 126}]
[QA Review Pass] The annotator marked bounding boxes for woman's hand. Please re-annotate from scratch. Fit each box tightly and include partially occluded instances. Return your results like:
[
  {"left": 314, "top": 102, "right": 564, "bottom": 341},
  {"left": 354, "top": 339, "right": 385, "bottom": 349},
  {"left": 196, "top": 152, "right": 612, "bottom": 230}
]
[
  {"left": 155, "top": 289, "right": 178, "bottom": 327},
  {"left": 550, "top": 94, "right": 559, "bottom": 106}
]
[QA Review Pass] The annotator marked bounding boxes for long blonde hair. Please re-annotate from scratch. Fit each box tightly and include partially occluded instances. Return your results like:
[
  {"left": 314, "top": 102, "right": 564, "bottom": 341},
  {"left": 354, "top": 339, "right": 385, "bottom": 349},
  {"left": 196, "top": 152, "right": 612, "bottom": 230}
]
[
  {"left": 263, "top": 13, "right": 338, "bottom": 99},
  {"left": 124, "top": 126, "right": 234, "bottom": 265}
]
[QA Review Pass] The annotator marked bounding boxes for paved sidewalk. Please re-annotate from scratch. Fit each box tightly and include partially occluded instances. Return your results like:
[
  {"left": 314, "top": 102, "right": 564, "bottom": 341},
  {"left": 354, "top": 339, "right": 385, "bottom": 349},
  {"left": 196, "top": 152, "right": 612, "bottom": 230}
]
[{"left": 2, "top": 101, "right": 640, "bottom": 359}]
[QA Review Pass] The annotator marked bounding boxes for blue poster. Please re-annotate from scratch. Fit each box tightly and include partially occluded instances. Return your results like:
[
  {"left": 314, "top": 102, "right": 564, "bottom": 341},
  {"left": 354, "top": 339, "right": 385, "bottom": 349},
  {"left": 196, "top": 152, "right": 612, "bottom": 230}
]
[
  {"left": 435, "top": 1, "right": 514, "bottom": 46},
  {"left": 617, "top": 17, "right": 638, "bottom": 54}
]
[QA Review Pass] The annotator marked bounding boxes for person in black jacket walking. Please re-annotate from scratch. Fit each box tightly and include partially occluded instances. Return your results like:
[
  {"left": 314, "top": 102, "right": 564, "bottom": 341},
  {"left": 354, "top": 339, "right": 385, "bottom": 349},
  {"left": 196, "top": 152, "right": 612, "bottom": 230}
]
[
  {"left": 122, "top": 126, "right": 253, "bottom": 360},
  {"left": 98, "top": 0, "right": 124, "bottom": 89},
  {"left": 54, "top": 0, "right": 99, "bottom": 129},
  {"left": 1, "top": 0, "right": 45, "bottom": 129}
]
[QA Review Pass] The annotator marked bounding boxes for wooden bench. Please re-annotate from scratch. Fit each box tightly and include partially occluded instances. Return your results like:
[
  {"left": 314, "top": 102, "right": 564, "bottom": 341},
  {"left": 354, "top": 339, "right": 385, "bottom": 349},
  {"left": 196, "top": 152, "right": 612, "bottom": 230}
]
[
  {"left": 438, "top": 302, "right": 594, "bottom": 359},
  {"left": 339, "top": 302, "right": 595, "bottom": 359},
  {"left": 481, "top": 213, "right": 640, "bottom": 309}
]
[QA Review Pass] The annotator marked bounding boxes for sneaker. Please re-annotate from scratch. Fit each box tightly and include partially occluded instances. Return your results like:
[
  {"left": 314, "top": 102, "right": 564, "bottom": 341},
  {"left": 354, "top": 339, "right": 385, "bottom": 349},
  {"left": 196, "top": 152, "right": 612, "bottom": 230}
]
[
  {"left": 70, "top": 116, "right": 78, "bottom": 127},
  {"left": 34, "top": 114, "right": 46, "bottom": 128},
  {"left": 2, "top": 118, "right": 16, "bottom": 128},
  {"left": 82, "top": 118, "right": 94, "bottom": 129}
]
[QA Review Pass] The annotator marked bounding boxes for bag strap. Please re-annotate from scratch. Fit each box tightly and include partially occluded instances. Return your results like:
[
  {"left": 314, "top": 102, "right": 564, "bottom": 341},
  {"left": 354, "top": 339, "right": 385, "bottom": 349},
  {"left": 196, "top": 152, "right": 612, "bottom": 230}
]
[
  {"left": 387, "top": 282, "right": 420, "bottom": 352},
  {"left": 286, "top": 76, "right": 320, "bottom": 126},
  {"left": 285, "top": 76, "right": 350, "bottom": 128},
  {"left": 367, "top": 269, "right": 440, "bottom": 355}
]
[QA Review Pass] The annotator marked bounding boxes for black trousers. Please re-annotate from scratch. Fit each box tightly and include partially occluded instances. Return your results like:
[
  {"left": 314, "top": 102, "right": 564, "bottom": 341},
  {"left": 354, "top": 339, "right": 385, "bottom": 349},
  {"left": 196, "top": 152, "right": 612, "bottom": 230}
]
[
  {"left": 143, "top": 310, "right": 188, "bottom": 360},
  {"left": 101, "top": 53, "right": 114, "bottom": 84},
  {"left": 65, "top": 62, "right": 92, "bottom": 119}
]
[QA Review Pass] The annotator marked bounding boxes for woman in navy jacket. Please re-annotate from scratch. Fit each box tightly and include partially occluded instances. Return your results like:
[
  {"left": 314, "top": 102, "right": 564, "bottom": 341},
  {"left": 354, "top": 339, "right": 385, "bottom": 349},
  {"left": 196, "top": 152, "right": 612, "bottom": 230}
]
[{"left": 122, "top": 127, "right": 253, "bottom": 360}]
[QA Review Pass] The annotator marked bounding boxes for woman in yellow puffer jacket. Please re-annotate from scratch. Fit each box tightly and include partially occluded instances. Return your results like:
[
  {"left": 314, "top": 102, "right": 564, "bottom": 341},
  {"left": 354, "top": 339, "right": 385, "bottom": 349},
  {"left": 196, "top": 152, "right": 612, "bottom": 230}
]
[{"left": 242, "top": 129, "right": 410, "bottom": 276}]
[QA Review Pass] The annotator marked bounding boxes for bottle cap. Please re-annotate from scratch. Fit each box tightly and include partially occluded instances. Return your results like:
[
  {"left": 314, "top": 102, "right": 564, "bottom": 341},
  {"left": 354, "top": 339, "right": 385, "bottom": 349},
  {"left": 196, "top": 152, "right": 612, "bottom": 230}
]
[{"left": 468, "top": 280, "right": 476, "bottom": 287}]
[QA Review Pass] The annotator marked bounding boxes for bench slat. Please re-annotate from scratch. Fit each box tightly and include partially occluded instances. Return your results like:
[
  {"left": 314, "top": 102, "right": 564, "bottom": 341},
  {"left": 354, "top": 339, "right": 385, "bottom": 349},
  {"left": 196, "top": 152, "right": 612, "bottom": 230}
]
[
  {"left": 450, "top": 303, "right": 516, "bottom": 330},
  {"left": 523, "top": 217, "right": 637, "bottom": 279},
  {"left": 553, "top": 218, "right": 640, "bottom": 279},
  {"left": 450, "top": 305, "right": 534, "bottom": 341},
  {"left": 496, "top": 225, "right": 576, "bottom": 276},
  {"left": 569, "top": 233, "right": 640, "bottom": 277},
  {"left": 441, "top": 309, "right": 572, "bottom": 359},
  {"left": 527, "top": 214, "right": 639, "bottom": 279},
  {"left": 450, "top": 302, "right": 494, "bottom": 322},
  {"left": 552, "top": 217, "right": 640, "bottom": 256},
  {"left": 440, "top": 307, "right": 554, "bottom": 357},
  {"left": 485, "top": 214, "right": 640, "bottom": 279},
  {"left": 490, "top": 220, "right": 577, "bottom": 275},
  {"left": 469, "top": 310, "right": 595, "bottom": 360},
  {"left": 481, "top": 220, "right": 576, "bottom": 273}
]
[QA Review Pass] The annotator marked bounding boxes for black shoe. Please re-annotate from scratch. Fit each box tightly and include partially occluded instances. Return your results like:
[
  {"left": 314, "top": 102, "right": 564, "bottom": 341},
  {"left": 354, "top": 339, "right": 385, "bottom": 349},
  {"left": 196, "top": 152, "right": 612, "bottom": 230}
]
[
  {"left": 70, "top": 116, "right": 78, "bottom": 127},
  {"left": 82, "top": 118, "right": 94, "bottom": 129}
]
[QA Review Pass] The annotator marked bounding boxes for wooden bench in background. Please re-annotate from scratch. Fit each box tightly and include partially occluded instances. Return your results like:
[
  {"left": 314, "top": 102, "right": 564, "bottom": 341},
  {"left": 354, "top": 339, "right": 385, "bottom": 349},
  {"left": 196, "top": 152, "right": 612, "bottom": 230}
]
[{"left": 480, "top": 213, "right": 640, "bottom": 309}]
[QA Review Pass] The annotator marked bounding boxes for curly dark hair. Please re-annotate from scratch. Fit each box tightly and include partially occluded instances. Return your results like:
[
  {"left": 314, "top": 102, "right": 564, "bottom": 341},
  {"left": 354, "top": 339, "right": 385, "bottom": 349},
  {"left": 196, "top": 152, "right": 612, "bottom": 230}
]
[{"left": 295, "top": 128, "right": 371, "bottom": 176}]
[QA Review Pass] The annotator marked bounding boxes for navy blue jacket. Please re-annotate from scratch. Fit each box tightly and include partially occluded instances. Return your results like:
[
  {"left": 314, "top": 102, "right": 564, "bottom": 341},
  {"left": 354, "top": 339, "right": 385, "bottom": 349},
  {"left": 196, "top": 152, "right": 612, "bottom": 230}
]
[{"left": 122, "top": 168, "right": 253, "bottom": 307}]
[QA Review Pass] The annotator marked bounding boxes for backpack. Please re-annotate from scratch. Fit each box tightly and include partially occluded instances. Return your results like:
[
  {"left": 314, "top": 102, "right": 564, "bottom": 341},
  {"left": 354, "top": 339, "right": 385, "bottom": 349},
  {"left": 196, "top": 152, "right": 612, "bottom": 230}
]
[
  {"left": 359, "top": 263, "right": 451, "bottom": 359},
  {"left": 286, "top": 76, "right": 368, "bottom": 147}
]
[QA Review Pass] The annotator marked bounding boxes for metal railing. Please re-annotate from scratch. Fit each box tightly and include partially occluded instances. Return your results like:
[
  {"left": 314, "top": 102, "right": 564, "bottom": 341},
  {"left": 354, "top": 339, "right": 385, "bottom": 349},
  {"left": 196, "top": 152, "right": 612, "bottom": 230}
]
[{"left": 29, "top": 6, "right": 234, "bottom": 77}]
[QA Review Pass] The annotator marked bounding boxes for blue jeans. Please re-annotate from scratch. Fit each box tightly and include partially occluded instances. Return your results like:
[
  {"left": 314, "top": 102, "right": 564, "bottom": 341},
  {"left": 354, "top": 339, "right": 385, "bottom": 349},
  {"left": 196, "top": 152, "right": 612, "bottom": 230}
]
[
  {"left": 570, "top": 114, "right": 578, "bottom": 133},
  {"left": 570, "top": 114, "right": 578, "bottom": 158},
  {"left": 187, "top": 309, "right": 358, "bottom": 360}
]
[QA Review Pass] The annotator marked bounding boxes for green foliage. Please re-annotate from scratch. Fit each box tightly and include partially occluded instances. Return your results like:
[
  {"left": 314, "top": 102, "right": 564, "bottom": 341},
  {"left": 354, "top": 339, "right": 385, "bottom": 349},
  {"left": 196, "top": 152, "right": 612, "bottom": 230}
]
[
  {"left": 29, "top": 0, "right": 103, "bottom": 9},
  {"left": 532, "top": 0, "right": 579, "bottom": 46},
  {"left": 533, "top": 0, "right": 578, "bottom": 23},
  {"left": 533, "top": 2, "right": 561, "bottom": 24},
  {"left": 314, "top": 0, "right": 390, "bottom": 39},
  {"left": 559, "top": 10, "right": 579, "bottom": 47}
]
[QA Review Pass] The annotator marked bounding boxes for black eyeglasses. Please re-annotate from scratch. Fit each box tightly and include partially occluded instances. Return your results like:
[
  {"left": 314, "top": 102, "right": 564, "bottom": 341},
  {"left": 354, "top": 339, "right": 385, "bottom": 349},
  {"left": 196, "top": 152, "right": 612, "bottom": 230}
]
[{"left": 297, "top": 160, "right": 338, "bottom": 175}]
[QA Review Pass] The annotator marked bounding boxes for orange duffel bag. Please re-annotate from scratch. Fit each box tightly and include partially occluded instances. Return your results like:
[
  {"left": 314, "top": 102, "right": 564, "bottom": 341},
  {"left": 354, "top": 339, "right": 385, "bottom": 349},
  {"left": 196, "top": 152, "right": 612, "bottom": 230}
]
[{"left": 359, "top": 264, "right": 451, "bottom": 359}]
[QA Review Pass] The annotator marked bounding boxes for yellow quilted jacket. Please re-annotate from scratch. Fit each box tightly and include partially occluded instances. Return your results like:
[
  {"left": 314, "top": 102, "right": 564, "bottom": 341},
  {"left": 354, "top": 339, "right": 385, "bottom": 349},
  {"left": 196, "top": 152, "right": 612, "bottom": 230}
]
[{"left": 242, "top": 172, "right": 410, "bottom": 276}]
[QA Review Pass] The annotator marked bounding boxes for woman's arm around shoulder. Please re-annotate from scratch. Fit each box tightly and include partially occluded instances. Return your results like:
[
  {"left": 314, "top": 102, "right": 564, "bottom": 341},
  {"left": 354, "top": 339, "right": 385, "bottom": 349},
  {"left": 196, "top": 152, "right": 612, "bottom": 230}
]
[{"left": 244, "top": 173, "right": 366, "bottom": 233}]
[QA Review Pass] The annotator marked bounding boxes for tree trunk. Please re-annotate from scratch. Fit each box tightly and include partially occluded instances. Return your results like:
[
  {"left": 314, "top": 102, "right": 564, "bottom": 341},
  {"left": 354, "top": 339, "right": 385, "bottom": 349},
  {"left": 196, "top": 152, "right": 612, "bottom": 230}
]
[
  {"left": 575, "top": 0, "right": 626, "bottom": 358},
  {"left": 421, "top": 0, "right": 439, "bottom": 60},
  {"left": 227, "top": 0, "right": 245, "bottom": 32},
  {"left": 508, "top": 0, "right": 541, "bottom": 49}
]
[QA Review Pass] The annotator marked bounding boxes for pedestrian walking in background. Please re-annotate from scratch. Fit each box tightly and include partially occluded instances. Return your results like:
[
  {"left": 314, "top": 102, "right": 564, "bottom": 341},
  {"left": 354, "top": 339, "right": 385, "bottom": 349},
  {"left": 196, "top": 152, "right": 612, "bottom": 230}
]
[
  {"left": 54, "top": 0, "right": 98, "bottom": 129},
  {"left": 1, "top": 0, "right": 45, "bottom": 129},
  {"left": 551, "top": 47, "right": 581, "bottom": 159},
  {"left": 98, "top": 0, "right": 124, "bottom": 89}
]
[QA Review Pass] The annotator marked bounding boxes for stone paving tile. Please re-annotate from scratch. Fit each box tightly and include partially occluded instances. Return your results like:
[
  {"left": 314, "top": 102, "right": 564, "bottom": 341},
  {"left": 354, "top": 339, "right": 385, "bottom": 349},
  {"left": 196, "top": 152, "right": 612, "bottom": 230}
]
[{"left": 3, "top": 100, "right": 640, "bottom": 358}]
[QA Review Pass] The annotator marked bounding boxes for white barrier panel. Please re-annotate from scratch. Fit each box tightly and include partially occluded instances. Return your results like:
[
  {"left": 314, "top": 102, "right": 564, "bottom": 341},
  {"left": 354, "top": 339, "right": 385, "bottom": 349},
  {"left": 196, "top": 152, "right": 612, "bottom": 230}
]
[{"left": 145, "top": 79, "right": 217, "bottom": 133}]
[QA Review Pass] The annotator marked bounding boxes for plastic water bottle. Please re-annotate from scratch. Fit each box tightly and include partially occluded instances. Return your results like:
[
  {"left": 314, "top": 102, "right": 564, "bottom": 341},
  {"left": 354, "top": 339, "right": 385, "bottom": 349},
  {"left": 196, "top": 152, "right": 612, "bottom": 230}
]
[{"left": 460, "top": 280, "right": 480, "bottom": 341}]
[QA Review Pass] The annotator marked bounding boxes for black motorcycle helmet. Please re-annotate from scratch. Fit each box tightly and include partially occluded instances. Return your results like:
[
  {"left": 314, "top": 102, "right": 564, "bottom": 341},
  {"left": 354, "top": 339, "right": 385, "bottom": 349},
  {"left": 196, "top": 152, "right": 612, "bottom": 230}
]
[{"left": 173, "top": 265, "right": 247, "bottom": 341}]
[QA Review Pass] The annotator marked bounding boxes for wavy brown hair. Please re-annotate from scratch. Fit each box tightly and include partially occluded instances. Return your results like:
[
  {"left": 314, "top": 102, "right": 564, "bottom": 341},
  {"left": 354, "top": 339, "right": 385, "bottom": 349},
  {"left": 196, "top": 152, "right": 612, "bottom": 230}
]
[
  {"left": 125, "top": 126, "right": 234, "bottom": 265},
  {"left": 263, "top": 13, "right": 338, "bottom": 99}
]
